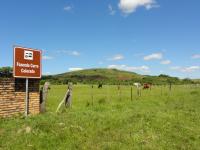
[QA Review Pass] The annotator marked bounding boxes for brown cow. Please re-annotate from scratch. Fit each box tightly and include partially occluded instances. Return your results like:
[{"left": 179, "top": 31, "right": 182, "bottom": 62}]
[{"left": 143, "top": 83, "right": 151, "bottom": 90}]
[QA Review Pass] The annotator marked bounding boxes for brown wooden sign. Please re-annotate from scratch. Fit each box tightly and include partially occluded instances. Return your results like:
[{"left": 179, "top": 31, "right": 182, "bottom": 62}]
[{"left": 13, "top": 46, "right": 42, "bottom": 78}]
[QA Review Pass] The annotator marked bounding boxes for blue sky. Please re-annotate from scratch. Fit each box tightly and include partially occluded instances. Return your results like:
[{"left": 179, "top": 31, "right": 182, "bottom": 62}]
[{"left": 0, "top": 0, "right": 200, "bottom": 78}]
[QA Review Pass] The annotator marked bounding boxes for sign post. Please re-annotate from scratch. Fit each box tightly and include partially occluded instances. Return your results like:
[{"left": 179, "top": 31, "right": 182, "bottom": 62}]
[
  {"left": 25, "top": 78, "right": 29, "bottom": 116},
  {"left": 13, "top": 46, "right": 42, "bottom": 117}
]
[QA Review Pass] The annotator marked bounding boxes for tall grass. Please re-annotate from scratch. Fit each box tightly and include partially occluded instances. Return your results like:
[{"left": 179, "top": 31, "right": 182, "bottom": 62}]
[{"left": 0, "top": 84, "right": 200, "bottom": 149}]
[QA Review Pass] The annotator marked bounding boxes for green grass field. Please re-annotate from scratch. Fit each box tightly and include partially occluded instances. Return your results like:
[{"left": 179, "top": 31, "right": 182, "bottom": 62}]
[{"left": 1, "top": 84, "right": 200, "bottom": 150}]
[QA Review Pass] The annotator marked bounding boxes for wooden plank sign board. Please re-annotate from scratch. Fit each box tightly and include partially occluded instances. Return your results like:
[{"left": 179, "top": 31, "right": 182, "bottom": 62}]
[{"left": 13, "top": 46, "right": 42, "bottom": 78}]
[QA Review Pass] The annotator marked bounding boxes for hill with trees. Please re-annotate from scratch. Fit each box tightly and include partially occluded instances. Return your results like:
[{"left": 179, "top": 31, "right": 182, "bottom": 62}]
[
  {"left": 0, "top": 67, "right": 197, "bottom": 85},
  {"left": 41, "top": 68, "right": 195, "bottom": 85}
]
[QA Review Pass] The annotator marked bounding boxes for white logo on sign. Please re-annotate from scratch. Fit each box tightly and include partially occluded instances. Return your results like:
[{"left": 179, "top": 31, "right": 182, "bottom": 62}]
[{"left": 24, "top": 50, "right": 33, "bottom": 60}]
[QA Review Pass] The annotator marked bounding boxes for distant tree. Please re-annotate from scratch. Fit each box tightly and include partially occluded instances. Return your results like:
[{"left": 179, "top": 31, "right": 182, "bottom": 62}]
[
  {"left": 159, "top": 74, "right": 170, "bottom": 78},
  {"left": 0, "top": 67, "right": 13, "bottom": 78},
  {"left": 182, "top": 78, "right": 193, "bottom": 84},
  {"left": 142, "top": 77, "right": 154, "bottom": 84}
]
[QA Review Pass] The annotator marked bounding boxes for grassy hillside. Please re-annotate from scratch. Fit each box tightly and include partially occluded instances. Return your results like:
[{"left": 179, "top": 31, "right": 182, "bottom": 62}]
[
  {"left": 58, "top": 68, "right": 141, "bottom": 80},
  {"left": 55, "top": 68, "right": 143, "bottom": 84},
  {"left": 42, "top": 68, "right": 193, "bottom": 85}
]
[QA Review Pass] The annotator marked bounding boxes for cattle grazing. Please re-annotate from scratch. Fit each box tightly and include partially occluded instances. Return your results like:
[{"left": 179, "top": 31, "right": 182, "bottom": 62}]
[
  {"left": 134, "top": 82, "right": 142, "bottom": 96},
  {"left": 143, "top": 83, "right": 151, "bottom": 90},
  {"left": 98, "top": 83, "right": 103, "bottom": 88},
  {"left": 134, "top": 82, "right": 141, "bottom": 89}
]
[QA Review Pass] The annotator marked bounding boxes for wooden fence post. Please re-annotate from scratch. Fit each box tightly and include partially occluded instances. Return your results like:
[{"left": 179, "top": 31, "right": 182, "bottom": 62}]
[
  {"left": 40, "top": 82, "right": 50, "bottom": 113},
  {"left": 56, "top": 83, "right": 73, "bottom": 112},
  {"left": 169, "top": 83, "right": 172, "bottom": 92},
  {"left": 137, "top": 87, "right": 141, "bottom": 97},
  {"left": 65, "top": 83, "right": 73, "bottom": 108},
  {"left": 131, "top": 86, "right": 133, "bottom": 101},
  {"left": 117, "top": 85, "right": 122, "bottom": 100},
  {"left": 91, "top": 85, "right": 94, "bottom": 105},
  {"left": 106, "top": 85, "right": 109, "bottom": 102}
]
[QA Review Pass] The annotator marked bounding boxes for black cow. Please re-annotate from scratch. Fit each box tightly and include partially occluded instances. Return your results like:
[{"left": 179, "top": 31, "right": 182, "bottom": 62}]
[{"left": 98, "top": 83, "right": 103, "bottom": 88}]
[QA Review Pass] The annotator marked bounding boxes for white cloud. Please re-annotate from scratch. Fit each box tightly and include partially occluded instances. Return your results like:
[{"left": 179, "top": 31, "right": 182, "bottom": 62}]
[
  {"left": 108, "top": 64, "right": 150, "bottom": 73},
  {"left": 108, "top": 4, "right": 116, "bottom": 15},
  {"left": 192, "top": 54, "right": 200, "bottom": 59},
  {"left": 170, "top": 66, "right": 200, "bottom": 73},
  {"left": 70, "top": 51, "right": 80, "bottom": 56},
  {"left": 57, "top": 50, "right": 80, "bottom": 56},
  {"left": 68, "top": 68, "right": 83, "bottom": 71},
  {"left": 161, "top": 60, "right": 171, "bottom": 65},
  {"left": 109, "top": 54, "right": 124, "bottom": 61},
  {"left": 118, "top": 0, "right": 158, "bottom": 14},
  {"left": 64, "top": 5, "right": 72, "bottom": 11},
  {"left": 144, "top": 52, "right": 163, "bottom": 61},
  {"left": 42, "top": 55, "right": 53, "bottom": 60},
  {"left": 182, "top": 66, "right": 200, "bottom": 73}
]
